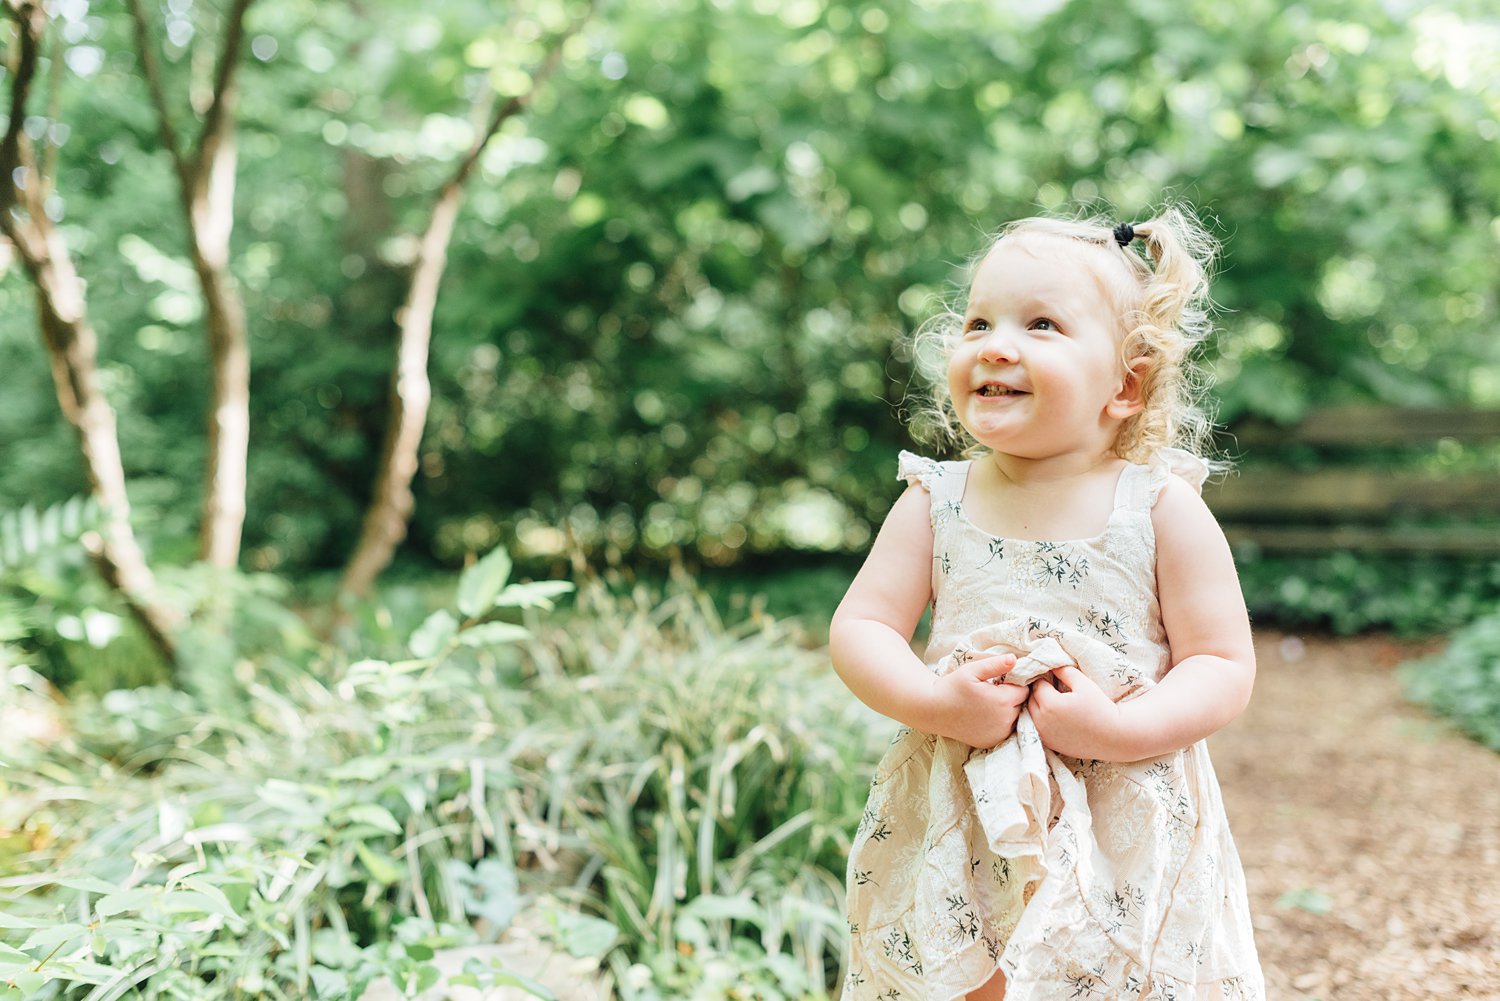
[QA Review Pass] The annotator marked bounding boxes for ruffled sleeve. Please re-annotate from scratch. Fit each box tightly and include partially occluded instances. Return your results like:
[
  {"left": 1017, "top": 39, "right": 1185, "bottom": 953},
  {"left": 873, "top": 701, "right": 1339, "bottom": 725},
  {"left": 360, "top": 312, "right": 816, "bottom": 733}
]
[
  {"left": 1147, "top": 447, "right": 1210, "bottom": 502},
  {"left": 896, "top": 449, "right": 945, "bottom": 493}
]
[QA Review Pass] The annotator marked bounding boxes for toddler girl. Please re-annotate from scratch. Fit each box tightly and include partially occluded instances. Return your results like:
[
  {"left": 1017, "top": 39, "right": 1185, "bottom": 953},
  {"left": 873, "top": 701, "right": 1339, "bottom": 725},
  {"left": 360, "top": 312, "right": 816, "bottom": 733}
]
[{"left": 830, "top": 208, "right": 1263, "bottom": 1000}]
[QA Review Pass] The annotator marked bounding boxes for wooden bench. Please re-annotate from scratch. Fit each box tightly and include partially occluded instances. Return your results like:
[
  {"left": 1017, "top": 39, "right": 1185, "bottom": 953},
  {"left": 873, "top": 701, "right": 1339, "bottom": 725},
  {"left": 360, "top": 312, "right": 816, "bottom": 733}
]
[{"left": 1202, "top": 405, "right": 1500, "bottom": 557}]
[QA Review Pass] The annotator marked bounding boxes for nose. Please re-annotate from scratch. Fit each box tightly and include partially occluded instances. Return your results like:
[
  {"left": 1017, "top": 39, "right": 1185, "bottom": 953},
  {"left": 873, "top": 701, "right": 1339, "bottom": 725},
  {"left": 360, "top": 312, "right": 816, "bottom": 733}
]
[{"left": 975, "top": 323, "right": 1021, "bottom": 364}]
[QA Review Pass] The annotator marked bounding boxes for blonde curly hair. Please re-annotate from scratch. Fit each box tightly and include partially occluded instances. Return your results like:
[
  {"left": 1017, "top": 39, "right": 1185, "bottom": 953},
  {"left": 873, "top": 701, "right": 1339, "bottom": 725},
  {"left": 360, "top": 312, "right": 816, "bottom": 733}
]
[{"left": 907, "top": 205, "right": 1220, "bottom": 464}]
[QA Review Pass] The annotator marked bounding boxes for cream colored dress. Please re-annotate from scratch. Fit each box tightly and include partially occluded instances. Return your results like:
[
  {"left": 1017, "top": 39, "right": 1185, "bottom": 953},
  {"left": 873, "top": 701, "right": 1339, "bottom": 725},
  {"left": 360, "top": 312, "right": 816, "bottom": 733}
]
[{"left": 841, "top": 450, "right": 1263, "bottom": 1001}]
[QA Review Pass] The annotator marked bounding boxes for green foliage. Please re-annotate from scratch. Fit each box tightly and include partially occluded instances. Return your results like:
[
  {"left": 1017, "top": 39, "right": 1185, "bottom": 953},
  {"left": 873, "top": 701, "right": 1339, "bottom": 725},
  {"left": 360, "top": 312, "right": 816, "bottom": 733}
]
[
  {"left": 0, "top": 549, "right": 584, "bottom": 999},
  {"left": 514, "top": 578, "right": 879, "bottom": 994},
  {"left": 4, "top": 0, "right": 1498, "bottom": 579},
  {"left": 1, "top": 554, "right": 883, "bottom": 997},
  {"left": 0, "top": 497, "right": 168, "bottom": 692},
  {"left": 1402, "top": 607, "right": 1500, "bottom": 752},
  {"left": 0, "top": 497, "right": 99, "bottom": 577},
  {"left": 1237, "top": 552, "right": 1500, "bottom": 636}
]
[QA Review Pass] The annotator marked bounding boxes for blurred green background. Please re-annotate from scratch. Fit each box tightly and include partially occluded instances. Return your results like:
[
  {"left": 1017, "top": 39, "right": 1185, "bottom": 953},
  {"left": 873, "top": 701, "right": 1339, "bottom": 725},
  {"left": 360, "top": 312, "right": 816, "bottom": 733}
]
[{"left": 4, "top": 0, "right": 1498, "bottom": 584}]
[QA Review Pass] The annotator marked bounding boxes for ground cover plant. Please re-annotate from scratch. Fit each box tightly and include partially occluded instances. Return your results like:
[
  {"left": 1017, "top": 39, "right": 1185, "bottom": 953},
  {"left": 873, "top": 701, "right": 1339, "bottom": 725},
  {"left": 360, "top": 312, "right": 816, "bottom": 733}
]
[
  {"left": 1401, "top": 606, "right": 1500, "bottom": 753},
  {"left": 0, "top": 551, "right": 884, "bottom": 999}
]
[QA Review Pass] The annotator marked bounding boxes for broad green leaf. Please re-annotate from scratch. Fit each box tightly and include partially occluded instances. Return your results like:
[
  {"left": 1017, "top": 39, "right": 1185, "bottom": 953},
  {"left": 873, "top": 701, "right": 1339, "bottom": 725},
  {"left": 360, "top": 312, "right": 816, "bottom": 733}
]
[
  {"left": 457, "top": 622, "right": 531, "bottom": 647},
  {"left": 492, "top": 580, "right": 575, "bottom": 609},
  {"left": 20, "top": 922, "right": 88, "bottom": 953},
  {"left": 549, "top": 911, "right": 619, "bottom": 959},
  {"left": 327, "top": 757, "right": 395, "bottom": 782},
  {"left": 354, "top": 842, "right": 402, "bottom": 886},
  {"left": 681, "top": 893, "right": 763, "bottom": 923},
  {"left": 0, "top": 942, "right": 33, "bottom": 965},
  {"left": 450, "top": 858, "right": 521, "bottom": 928},
  {"left": 342, "top": 804, "right": 403, "bottom": 835},
  {"left": 96, "top": 887, "right": 157, "bottom": 917},
  {"left": 161, "top": 889, "right": 241, "bottom": 922},
  {"left": 1275, "top": 887, "right": 1332, "bottom": 915},
  {"left": 414, "top": 963, "right": 441, "bottom": 993},
  {"left": 409, "top": 610, "right": 458, "bottom": 659},
  {"left": 486, "top": 971, "right": 557, "bottom": 1000},
  {"left": 456, "top": 547, "right": 513, "bottom": 618},
  {"left": 309, "top": 966, "right": 349, "bottom": 998},
  {"left": 177, "top": 878, "right": 245, "bottom": 925}
]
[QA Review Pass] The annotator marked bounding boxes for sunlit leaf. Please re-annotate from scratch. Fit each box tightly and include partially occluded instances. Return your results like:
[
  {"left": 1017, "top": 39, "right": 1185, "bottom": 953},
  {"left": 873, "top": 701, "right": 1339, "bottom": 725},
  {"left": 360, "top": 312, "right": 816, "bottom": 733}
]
[
  {"left": 492, "top": 580, "right": 575, "bottom": 609},
  {"left": 456, "top": 547, "right": 513, "bottom": 618},
  {"left": 342, "top": 804, "right": 403, "bottom": 835},
  {"left": 409, "top": 610, "right": 458, "bottom": 659},
  {"left": 457, "top": 621, "right": 530, "bottom": 647}
]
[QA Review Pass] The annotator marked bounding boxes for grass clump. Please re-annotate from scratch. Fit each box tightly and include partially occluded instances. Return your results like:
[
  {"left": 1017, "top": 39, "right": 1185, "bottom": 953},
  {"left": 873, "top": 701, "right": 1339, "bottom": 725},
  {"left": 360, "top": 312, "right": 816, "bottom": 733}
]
[{"left": 516, "top": 576, "right": 883, "bottom": 997}]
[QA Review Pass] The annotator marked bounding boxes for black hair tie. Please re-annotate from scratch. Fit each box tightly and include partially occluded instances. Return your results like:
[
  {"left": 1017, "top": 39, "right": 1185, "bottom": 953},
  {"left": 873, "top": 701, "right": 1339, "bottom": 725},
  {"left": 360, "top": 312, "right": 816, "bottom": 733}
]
[{"left": 1112, "top": 222, "right": 1136, "bottom": 248}]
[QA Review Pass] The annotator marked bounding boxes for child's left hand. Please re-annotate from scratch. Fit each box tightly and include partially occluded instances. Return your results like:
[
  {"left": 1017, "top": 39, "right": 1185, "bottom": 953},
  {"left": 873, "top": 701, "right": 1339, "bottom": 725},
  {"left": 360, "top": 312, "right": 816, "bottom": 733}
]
[{"left": 1027, "top": 665, "right": 1129, "bottom": 761}]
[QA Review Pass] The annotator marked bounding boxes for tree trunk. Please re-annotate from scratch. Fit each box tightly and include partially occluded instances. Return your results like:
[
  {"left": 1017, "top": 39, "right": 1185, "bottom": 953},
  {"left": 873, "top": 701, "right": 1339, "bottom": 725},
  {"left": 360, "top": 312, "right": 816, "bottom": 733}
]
[
  {"left": 337, "top": 187, "right": 461, "bottom": 599},
  {"left": 188, "top": 150, "right": 251, "bottom": 569},
  {"left": 128, "top": 0, "right": 254, "bottom": 569},
  {"left": 2, "top": 0, "right": 178, "bottom": 665},
  {"left": 336, "top": 17, "right": 587, "bottom": 599},
  {"left": 19, "top": 228, "right": 183, "bottom": 661}
]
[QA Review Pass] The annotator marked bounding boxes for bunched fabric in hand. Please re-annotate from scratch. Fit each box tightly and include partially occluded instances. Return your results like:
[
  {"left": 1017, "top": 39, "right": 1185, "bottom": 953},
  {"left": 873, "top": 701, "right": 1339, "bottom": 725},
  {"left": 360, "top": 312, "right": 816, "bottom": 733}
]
[{"left": 840, "top": 451, "right": 1263, "bottom": 1001}]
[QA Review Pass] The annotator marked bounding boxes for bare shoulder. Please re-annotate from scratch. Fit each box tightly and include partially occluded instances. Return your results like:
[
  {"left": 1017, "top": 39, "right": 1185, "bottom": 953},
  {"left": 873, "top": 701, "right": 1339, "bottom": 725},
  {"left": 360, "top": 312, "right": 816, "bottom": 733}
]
[
  {"left": 1150, "top": 472, "right": 1230, "bottom": 554},
  {"left": 832, "top": 484, "right": 934, "bottom": 637},
  {"left": 863, "top": 484, "right": 936, "bottom": 576},
  {"left": 1149, "top": 469, "right": 1253, "bottom": 661}
]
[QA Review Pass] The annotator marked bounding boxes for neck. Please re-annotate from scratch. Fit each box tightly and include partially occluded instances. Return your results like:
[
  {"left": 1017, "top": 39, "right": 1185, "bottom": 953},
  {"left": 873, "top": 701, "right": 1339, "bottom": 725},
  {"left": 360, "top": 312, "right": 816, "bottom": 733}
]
[{"left": 987, "top": 448, "right": 1119, "bottom": 488}]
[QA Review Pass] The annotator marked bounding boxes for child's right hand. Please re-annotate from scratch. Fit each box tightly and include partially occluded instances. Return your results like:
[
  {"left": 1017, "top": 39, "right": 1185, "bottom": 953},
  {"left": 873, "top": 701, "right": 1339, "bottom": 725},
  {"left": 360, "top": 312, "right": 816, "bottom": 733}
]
[{"left": 927, "top": 653, "right": 1028, "bottom": 748}]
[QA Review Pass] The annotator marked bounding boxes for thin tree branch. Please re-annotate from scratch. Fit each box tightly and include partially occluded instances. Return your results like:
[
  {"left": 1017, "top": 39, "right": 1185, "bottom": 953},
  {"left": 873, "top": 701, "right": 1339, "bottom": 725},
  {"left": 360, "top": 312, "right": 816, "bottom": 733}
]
[
  {"left": 195, "top": 0, "right": 253, "bottom": 171},
  {"left": 337, "top": 3, "right": 594, "bottom": 598},
  {"left": 0, "top": 1, "right": 43, "bottom": 218},
  {"left": 39, "top": 15, "right": 62, "bottom": 193},
  {"left": 445, "top": 0, "right": 592, "bottom": 196},
  {"left": 124, "top": 0, "right": 190, "bottom": 186},
  {"left": 127, "top": 0, "right": 257, "bottom": 568},
  {"left": 0, "top": 1, "right": 180, "bottom": 666}
]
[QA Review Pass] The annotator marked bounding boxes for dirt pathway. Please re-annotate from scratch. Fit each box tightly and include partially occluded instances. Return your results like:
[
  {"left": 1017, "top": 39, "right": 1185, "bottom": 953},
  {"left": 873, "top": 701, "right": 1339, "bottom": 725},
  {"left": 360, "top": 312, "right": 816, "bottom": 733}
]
[{"left": 1209, "top": 631, "right": 1500, "bottom": 1000}]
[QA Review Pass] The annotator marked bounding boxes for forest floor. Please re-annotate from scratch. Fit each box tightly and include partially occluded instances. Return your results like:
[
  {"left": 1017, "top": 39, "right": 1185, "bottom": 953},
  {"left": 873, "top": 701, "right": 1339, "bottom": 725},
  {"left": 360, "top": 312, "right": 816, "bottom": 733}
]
[{"left": 1210, "top": 631, "right": 1500, "bottom": 1000}]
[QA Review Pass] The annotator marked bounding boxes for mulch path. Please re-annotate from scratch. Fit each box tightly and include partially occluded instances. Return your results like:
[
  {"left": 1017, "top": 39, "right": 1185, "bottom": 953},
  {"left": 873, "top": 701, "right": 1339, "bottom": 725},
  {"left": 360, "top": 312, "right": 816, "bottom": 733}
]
[{"left": 1209, "top": 631, "right": 1500, "bottom": 1000}]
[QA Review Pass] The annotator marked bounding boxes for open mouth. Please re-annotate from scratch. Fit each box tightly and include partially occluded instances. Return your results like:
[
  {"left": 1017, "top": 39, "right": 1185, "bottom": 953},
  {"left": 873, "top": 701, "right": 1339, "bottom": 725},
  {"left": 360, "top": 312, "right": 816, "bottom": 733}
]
[{"left": 976, "top": 385, "right": 1027, "bottom": 397}]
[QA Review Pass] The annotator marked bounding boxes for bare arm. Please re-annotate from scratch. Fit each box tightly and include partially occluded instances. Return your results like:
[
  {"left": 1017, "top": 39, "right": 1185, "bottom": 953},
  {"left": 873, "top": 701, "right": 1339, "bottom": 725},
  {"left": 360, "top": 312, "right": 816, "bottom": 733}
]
[
  {"left": 830, "top": 484, "right": 1026, "bottom": 748},
  {"left": 1030, "top": 475, "right": 1256, "bottom": 761}
]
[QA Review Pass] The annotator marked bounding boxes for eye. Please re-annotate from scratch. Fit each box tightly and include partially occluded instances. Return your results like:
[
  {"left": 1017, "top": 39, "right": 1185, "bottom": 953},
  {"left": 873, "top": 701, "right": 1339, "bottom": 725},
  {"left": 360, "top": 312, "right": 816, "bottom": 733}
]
[
  {"left": 1030, "top": 317, "right": 1059, "bottom": 332},
  {"left": 965, "top": 317, "right": 990, "bottom": 334}
]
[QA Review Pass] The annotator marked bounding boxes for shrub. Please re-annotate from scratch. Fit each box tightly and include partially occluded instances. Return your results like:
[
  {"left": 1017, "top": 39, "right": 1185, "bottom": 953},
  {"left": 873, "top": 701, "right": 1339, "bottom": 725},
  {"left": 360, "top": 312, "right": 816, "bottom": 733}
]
[
  {"left": 1237, "top": 553, "right": 1500, "bottom": 636},
  {"left": 1, "top": 556, "right": 884, "bottom": 999},
  {"left": 1401, "top": 607, "right": 1500, "bottom": 752},
  {"left": 0, "top": 548, "right": 592, "bottom": 1000}
]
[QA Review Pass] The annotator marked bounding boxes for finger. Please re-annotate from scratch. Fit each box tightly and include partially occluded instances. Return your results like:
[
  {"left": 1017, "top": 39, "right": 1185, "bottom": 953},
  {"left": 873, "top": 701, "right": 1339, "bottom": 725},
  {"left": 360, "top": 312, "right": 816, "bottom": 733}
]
[
  {"left": 1047, "top": 665, "right": 1088, "bottom": 692},
  {"left": 1000, "top": 683, "right": 1031, "bottom": 707},
  {"left": 969, "top": 653, "right": 1017, "bottom": 681}
]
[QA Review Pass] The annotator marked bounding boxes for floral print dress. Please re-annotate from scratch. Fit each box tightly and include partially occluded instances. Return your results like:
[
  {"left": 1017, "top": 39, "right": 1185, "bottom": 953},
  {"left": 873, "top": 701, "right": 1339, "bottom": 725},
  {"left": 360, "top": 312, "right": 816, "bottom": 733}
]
[{"left": 841, "top": 450, "right": 1263, "bottom": 1001}]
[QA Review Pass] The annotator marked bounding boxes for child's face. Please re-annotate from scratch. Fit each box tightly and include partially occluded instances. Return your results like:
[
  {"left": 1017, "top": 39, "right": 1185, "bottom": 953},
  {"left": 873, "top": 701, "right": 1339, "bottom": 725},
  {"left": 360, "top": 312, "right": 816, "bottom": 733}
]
[{"left": 947, "top": 234, "right": 1140, "bottom": 463}]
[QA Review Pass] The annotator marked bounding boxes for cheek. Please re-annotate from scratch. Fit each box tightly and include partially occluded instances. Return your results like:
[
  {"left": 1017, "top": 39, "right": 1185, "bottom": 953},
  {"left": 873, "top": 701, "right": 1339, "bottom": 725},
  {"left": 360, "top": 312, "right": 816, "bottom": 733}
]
[{"left": 945, "top": 345, "right": 971, "bottom": 389}]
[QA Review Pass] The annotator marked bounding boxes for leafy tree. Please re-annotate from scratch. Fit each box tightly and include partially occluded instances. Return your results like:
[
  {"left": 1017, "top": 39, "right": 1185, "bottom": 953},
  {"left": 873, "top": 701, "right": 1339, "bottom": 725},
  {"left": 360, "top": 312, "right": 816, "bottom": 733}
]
[{"left": 2, "top": 0, "right": 1497, "bottom": 590}]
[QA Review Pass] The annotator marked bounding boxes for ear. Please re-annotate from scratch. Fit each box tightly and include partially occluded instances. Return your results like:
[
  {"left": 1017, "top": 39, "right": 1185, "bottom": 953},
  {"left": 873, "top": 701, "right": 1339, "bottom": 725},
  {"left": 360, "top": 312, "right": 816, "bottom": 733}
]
[{"left": 1105, "top": 356, "right": 1149, "bottom": 419}]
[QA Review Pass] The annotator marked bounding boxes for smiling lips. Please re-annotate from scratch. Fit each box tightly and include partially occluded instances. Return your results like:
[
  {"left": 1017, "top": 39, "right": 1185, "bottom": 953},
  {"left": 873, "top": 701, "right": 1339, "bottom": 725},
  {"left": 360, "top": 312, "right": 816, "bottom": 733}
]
[{"left": 976, "top": 382, "right": 1029, "bottom": 397}]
